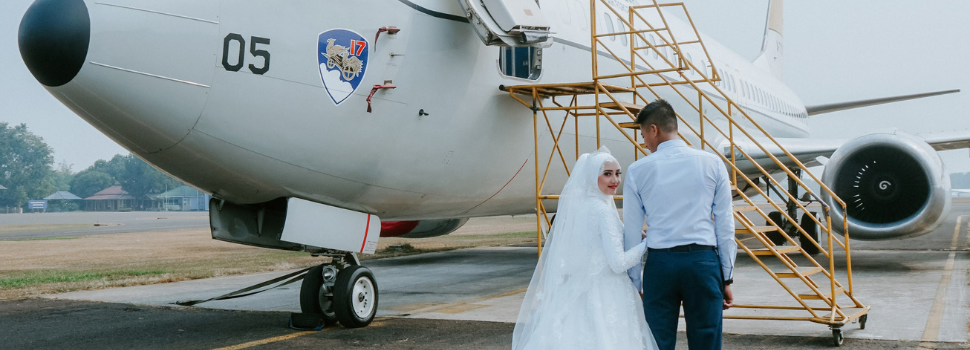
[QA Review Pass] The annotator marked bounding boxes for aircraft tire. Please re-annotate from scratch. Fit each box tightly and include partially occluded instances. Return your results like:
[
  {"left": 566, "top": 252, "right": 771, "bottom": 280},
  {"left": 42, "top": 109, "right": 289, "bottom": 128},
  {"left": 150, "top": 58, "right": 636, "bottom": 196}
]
[
  {"left": 333, "top": 265, "right": 378, "bottom": 328},
  {"left": 799, "top": 212, "right": 822, "bottom": 255},
  {"left": 299, "top": 265, "right": 338, "bottom": 326},
  {"left": 766, "top": 212, "right": 788, "bottom": 246}
]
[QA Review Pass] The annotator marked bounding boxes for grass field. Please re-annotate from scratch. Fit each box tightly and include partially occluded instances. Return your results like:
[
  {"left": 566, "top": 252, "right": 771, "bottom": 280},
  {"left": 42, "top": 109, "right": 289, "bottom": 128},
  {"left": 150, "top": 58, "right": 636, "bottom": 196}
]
[{"left": 0, "top": 216, "right": 539, "bottom": 300}]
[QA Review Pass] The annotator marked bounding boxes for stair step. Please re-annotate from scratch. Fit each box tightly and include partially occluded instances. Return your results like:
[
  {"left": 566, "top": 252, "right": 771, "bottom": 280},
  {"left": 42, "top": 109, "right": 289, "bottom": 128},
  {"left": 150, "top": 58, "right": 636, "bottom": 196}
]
[
  {"left": 749, "top": 246, "right": 801, "bottom": 256},
  {"left": 618, "top": 122, "right": 640, "bottom": 129},
  {"left": 733, "top": 205, "right": 760, "bottom": 212},
  {"left": 599, "top": 102, "right": 644, "bottom": 114},
  {"left": 777, "top": 267, "right": 824, "bottom": 278},
  {"left": 820, "top": 307, "right": 868, "bottom": 321},
  {"left": 735, "top": 226, "right": 779, "bottom": 234},
  {"left": 799, "top": 288, "right": 845, "bottom": 301}
]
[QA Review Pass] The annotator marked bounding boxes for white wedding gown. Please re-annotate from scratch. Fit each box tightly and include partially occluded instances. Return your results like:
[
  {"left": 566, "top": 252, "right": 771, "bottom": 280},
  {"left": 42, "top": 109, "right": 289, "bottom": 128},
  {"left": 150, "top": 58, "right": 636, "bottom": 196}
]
[{"left": 512, "top": 148, "right": 658, "bottom": 350}]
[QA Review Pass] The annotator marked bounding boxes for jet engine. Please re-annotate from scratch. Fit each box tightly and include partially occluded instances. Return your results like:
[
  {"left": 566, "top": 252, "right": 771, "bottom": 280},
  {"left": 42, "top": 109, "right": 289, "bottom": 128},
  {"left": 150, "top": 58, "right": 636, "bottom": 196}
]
[
  {"left": 821, "top": 132, "right": 950, "bottom": 240},
  {"left": 379, "top": 219, "right": 470, "bottom": 238}
]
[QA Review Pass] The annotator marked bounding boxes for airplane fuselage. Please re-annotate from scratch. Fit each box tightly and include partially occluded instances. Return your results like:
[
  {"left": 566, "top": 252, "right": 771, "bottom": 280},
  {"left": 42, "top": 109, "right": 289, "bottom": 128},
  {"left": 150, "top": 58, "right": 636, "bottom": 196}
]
[{"left": 36, "top": 0, "right": 811, "bottom": 220}]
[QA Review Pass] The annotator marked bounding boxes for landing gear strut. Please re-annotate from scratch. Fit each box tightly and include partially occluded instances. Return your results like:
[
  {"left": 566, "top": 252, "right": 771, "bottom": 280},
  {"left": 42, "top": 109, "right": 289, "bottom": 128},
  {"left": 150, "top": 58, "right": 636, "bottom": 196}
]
[
  {"left": 299, "top": 251, "right": 378, "bottom": 328},
  {"left": 764, "top": 170, "right": 823, "bottom": 255}
]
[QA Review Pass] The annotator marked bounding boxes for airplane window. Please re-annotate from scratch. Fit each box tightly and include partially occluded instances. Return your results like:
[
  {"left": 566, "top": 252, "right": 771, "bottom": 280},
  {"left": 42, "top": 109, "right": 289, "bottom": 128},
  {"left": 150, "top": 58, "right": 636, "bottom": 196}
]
[
  {"left": 616, "top": 18, "right": 627, "bottom": 46},
  {"left": 569, "top": 0, "right": 588, "bottom": 30},
  {"left": 604, "top": 14, "right": 615, "bottom": 41},
  {"left": 559, "top": 0, "right": 572, "bottom": 24},
  {"left": 685, "top": 53, "right": 693, "bottom": 75},
  {"left": 500, "top": 46, "right": 542, "bottom": 80}
]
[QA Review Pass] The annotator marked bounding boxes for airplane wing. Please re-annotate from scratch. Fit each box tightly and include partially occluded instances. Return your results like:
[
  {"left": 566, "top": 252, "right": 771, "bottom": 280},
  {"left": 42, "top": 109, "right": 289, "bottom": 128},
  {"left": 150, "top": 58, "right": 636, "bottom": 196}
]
[
  {"left": 732, "top": 129, "right": 970, "bottom": 175},
  {"left": 805, "top": 89, "right": 959, "bottom": 116},
  {"left": 919, "top": 129, "right": 970, "bottom": 151},
  {"left": 729, "top": 137, "right": 843, "bottom": 174}
]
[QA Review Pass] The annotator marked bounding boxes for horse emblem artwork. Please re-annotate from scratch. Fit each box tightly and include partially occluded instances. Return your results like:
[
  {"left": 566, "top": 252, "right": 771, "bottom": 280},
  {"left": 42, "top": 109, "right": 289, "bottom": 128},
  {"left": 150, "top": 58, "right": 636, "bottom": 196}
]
[{"left": 318, "top": 29, "right": 370, "bottom": 105}]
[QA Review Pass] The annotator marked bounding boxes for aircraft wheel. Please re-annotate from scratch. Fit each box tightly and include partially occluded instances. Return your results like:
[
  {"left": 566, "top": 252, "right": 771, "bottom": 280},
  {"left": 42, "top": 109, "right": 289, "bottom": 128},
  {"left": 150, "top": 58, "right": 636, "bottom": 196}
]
[
  {"left": 299, "top": 265, "right": 338, "bottom": 326},
  {"left": 333, "top": 265, "right": 378, "bottom": 328},
  {"left": 799, "top": 212, "right": 822, "bottom": 255},
  {"left": 765, "top": 212, "right": 788, "bottom": 246}
]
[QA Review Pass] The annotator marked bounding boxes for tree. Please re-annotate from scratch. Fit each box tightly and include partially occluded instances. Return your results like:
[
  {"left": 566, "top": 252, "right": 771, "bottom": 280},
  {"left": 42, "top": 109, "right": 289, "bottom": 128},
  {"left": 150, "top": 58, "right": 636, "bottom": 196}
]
[
  {"left": 90, "top": 155, "right": 127, "bottom": 180},
  {"left": 70, "top": 169, "right": 114, "bottom": 199},
  {"left": 951, "top": 172, "right": 970, "bottom": 189},
  {"left": 51, "top": 162, "right": 73, "bottom": 191},
  {"left": 0, "top": 123, "right": 56, "bottom": 208},
  {"left": 117, "top": 155, "right": 180, "bottom": 200}
]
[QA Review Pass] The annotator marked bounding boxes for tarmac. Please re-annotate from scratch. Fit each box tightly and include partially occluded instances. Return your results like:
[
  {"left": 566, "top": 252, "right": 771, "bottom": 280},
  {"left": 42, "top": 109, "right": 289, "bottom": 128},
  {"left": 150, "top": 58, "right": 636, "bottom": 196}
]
[{"left": 2, "top": 204, "right": 970, "bottom": 349}]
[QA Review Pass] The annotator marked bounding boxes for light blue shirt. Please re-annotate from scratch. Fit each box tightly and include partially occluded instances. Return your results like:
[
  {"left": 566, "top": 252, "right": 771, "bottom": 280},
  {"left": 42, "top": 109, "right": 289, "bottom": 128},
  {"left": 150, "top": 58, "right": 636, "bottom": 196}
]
[{"left": 623, "top": 139, "right": 737, "bottom": 292}]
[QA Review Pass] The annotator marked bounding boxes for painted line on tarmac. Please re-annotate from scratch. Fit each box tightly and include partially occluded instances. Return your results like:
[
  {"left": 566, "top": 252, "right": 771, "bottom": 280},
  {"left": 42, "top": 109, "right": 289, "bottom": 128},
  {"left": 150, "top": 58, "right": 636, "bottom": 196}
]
[
  {"left": 952, "top": 216, "right": 965, "bottom": 250},
  {"left": 211, "top": 320, "right": 389, "bottom": 350},
  {"left": 390, "top": 288, "right": 528, "bottom": 317},
  {"left": 211, "top": 330, "right": 319, "bottom": 350},
  {"left": 917, "top": 215, "right": 965, "bottom": 348}
]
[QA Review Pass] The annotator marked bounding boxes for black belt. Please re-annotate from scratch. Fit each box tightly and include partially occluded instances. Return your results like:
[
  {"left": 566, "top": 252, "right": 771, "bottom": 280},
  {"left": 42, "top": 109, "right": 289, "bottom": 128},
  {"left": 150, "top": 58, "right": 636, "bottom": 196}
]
[{"left": 648, "top": 243, "right": 716, "bottom": 253}]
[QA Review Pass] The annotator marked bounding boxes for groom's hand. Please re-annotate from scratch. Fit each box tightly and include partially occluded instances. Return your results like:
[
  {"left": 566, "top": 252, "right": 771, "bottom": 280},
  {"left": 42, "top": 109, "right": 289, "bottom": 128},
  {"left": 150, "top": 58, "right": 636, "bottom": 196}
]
[{"left": 722, "top": 285, "right": 734, "bottom": 310}]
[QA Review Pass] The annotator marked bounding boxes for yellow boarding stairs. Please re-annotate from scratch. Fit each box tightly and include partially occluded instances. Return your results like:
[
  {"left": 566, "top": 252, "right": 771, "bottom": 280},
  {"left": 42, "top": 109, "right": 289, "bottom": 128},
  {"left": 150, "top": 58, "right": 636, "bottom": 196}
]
[{"left": 501, "top": 0, "right": 868, "bottom": 346}]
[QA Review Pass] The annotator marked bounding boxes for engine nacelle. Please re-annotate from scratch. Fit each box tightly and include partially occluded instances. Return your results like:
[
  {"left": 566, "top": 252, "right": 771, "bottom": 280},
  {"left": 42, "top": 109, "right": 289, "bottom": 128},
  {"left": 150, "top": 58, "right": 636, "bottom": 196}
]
[
  {"left": 379, "top": 219, "right": 469, "bottom": 238},
  {"left": 821, "top": 132, "right": 950, "bottom": 240}
]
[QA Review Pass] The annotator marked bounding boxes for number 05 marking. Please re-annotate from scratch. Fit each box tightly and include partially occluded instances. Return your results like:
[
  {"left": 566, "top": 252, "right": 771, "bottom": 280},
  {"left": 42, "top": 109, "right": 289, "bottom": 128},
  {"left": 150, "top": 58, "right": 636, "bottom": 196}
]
[{"left": 222, "top": 33, "right": 271, "bottom": 75}]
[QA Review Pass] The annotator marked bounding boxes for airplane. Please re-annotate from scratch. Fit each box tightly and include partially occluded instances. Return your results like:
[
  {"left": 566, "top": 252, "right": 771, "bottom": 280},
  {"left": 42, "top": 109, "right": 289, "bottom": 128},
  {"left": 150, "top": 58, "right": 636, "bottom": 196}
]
[{"left": 17, "top": 0, "right": 968, "bottom": 328}]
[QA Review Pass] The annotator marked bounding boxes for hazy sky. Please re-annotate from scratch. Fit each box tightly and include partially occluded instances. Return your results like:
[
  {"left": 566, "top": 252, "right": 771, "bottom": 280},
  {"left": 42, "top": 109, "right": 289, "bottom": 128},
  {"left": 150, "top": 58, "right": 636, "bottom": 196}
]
[{"left": 1, "top": 0, "right": 969, "bottom": 173}]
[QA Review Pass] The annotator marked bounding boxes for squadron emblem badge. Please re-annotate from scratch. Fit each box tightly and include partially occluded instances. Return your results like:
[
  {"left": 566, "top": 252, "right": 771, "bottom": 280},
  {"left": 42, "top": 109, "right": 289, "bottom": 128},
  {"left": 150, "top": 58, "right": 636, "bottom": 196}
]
[{"left": 318, "top": 29, "right": 369, "bottom": 105}]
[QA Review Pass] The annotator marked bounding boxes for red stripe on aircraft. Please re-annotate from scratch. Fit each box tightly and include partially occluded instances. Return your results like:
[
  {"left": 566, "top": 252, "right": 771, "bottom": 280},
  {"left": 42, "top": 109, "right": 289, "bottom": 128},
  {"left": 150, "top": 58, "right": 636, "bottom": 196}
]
[{"left": 360, "top": 214, "right": 372, "bottom": 253}]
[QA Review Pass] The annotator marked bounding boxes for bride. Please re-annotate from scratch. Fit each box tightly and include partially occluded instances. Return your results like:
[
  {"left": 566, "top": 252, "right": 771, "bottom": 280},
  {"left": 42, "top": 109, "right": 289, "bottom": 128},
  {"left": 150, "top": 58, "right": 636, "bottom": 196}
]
[{"left": 512, "top": 147, "right": 657, "bottom": 349}]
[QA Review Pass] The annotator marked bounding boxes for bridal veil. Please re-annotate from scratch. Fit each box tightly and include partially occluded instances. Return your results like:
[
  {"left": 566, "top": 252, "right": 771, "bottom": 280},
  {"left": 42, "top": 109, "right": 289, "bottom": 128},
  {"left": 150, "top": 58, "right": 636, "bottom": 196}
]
[{"left": 511, "top": 147, "right": 657, "bottom": 349}]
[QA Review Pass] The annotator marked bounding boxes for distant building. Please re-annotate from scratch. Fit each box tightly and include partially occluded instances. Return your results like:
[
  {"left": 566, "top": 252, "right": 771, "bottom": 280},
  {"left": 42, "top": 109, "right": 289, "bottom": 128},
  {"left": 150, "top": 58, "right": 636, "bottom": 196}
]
[
  {"left": 44, "top": 191, "right": 83, "bottom": 212},
  {"left": 45, "top": 191, "right": 82, "bottom": 200},
  {"left": 84, "top": 186, "right": 135, "bottom": 211},
  {"left": 151, "top": 185, "right": 211, "bottom": 211}
]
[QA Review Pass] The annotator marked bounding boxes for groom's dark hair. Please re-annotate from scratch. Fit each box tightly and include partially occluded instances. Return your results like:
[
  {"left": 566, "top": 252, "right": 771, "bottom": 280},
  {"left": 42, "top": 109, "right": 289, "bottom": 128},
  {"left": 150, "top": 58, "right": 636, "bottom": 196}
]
[{"left": 636, "top": 99, "right": 677, "bottom": 133}]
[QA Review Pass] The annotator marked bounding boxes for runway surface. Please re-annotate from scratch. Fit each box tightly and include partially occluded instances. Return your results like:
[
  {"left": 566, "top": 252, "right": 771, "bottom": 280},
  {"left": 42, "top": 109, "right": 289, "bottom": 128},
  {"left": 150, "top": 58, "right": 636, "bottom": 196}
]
[{"left": 3, "top": 203, "right": 970, "bottom": 349}]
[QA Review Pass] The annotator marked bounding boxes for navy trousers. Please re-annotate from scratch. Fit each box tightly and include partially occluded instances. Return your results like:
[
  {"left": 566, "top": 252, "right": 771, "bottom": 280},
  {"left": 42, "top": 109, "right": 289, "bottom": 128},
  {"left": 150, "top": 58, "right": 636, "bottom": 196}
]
[{"left": 642, "top": 249, "right": 723, "bottom": 350}]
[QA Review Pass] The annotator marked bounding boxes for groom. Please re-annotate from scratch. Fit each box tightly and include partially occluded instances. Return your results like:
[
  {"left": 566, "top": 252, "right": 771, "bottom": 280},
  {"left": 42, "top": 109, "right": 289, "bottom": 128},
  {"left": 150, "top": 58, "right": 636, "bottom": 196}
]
[{"left": 623, "top": 99, "right": 737, "bottom": 350}]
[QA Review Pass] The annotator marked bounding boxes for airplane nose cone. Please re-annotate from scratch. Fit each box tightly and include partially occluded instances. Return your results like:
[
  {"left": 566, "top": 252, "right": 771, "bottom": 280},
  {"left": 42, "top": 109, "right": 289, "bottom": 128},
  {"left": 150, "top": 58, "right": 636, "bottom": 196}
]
[{"left": 18, "top": 0, "right": 90, "bottom": 87}]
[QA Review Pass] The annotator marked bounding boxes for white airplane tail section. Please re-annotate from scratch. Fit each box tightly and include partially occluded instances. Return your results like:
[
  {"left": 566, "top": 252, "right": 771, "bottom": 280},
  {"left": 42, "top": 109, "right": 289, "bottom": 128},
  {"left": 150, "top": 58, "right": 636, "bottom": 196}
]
[{"left": 753, "top": 0, "right": 783, "bottom": 79}]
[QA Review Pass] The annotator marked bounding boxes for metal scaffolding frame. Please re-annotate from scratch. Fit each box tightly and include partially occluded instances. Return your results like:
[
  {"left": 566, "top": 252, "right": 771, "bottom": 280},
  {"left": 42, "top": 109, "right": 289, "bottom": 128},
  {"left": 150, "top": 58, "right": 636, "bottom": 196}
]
[{"left": 501, "top": 0, "right": 869, "bottom": 345}]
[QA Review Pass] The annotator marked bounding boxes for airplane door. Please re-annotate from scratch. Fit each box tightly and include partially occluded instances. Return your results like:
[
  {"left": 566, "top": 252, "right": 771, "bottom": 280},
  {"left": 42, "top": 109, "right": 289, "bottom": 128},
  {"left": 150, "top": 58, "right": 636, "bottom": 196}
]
[{"left": 457, "top": 0, "right": 553, "bottom": 47}]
